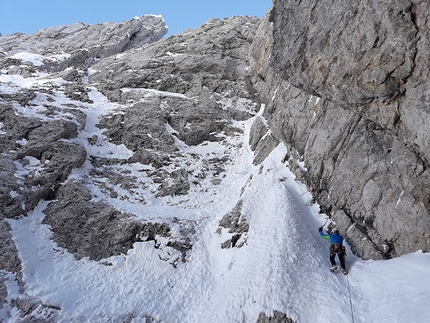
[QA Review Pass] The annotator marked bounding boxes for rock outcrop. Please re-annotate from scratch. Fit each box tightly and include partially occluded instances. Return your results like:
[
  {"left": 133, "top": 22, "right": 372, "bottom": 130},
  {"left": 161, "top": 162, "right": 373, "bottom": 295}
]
[
  {"left": 0, "top": 15, "right": 173, "bottom": 321},
  {"left": 249, "top": 0, "right": 430, "bottom": 259},
  {"left": 43, "top": 181, "right": 192, "bottom": 265},
  {"left": 218, "top": 200, "right": 249, "bottom": 248},
  {"left": 0, "top": 15, "right": 167, "bottom": 70}
]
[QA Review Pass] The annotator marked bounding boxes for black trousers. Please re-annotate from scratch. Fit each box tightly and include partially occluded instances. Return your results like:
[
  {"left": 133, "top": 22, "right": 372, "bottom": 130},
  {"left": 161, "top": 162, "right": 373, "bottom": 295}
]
[{"left": 330, "top": 244, "right": 346, "bottom": 269}]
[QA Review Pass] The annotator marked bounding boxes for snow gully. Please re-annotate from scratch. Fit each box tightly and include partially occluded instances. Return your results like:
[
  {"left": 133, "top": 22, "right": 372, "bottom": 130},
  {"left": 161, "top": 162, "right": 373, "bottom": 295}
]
[{"left": 346, "top": 275, "right": 355, "bottom": 323}]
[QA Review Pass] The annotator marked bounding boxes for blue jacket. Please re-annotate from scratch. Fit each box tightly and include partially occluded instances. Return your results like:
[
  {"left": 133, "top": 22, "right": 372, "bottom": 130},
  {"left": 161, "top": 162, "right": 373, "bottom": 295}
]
[{"left": 319, "top": 231, "right": 343, "bottom": 245}]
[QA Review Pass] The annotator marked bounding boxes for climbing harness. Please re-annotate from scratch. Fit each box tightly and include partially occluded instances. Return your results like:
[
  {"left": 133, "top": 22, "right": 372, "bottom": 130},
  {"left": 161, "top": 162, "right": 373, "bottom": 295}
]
[{"left": 346, "top": 275, "right": 355, "bottom": 323}]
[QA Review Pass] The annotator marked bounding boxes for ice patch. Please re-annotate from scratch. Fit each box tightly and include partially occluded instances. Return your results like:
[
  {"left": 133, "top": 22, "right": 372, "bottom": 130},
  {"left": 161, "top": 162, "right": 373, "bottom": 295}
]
[
  {"left": 396, "top": 190, "right": 404, "bottom": 208},
  {"left": 297, "top": 160, "right": 307, "bottom": 171},
  {"left": 121, "top": 87, "right": 189, "bottom": 99},
  {"left": 0, "top": 122, "right": 6, "bottom": 134},
  {"left": 11, "top": 52, "right": 71, "bottom": 67},
  {"left": 10, "top": 190, "right": 20, "bottom": 198},
  {"left": 11, "top": 52, "right": 47, "bottom": 66},
  {"left": 13, "top": 156, "right": 42, "bottom": 180},
  {"left": 16, "top": 138, "right": 28, "bottom": 146}
]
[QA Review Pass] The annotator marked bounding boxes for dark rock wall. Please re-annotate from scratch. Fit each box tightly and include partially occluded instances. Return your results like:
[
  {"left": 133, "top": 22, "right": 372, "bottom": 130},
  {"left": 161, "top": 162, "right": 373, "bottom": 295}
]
[{"left": 249, "top": 1, "right": 430, "bottom": 259}]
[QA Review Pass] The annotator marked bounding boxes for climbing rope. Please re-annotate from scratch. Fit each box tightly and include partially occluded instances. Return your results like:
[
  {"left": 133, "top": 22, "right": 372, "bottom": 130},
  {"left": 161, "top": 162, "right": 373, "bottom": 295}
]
[
  {"left": 322, "top": 217, "right": 329, "bottom": 228},
  {"left": 346, "top": 275, "right": 355, "bottom": 323}
]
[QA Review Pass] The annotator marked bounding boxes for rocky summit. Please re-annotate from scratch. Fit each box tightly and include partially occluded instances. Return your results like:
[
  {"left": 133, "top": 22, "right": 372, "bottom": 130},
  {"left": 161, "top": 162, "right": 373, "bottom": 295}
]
[{"left": 0, "top": 1, "right": 429, "bottom": 321}]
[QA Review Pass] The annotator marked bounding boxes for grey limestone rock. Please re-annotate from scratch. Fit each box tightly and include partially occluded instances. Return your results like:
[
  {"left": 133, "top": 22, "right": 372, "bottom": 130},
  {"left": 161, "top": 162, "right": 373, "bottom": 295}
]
[
  {"left": 271, "top": 0, "right": 416, "bottom": 104},
  {"left": 89, "top": 16, "right": 262, "bottom": 204},
  {"left": 8, "top": 297, "right": 60, "bottom": 322},
  {"left": 0, "top": 103, "right": 87, "bottom": 219},
  {"left": 91, "top": 16, "right": 261, "bottom": 171},
  {"left": 0, "top": 15, "right": 167, "bottom": 71},
  {"left": 156, "top": 168, "right": 191, "bottom": 197},
  {"left": 219, "top": 200, "right": 249, "bottom": 248},
  {"left": 43, "top": 181, "right": 193, "bottom": 265},
  {"left": 249, "top": 116, "right": 269, "bottom": 152},
  {"left": 0, "top": 89, "right": 37, "bottom": 106},
  {"left": 248, "top": 0, "right": 430, "bottom": 259},
  {"left": 0, "top": 220, "right": 22, "bottom": 275},
  {"left": 256, "top": 311, "right": 296, "bottom": 323},
  {"left": 43, "top": 181, "right": 144, "bottom": 261},
  {"left": 90, "top": 16, "right": 261, "bottom": 98},
  {"left": 88, "top": 17, "right": 260, "bottom": 173},
  {"left": 98, "top": 96, "right": 177, "bottom": 154}
]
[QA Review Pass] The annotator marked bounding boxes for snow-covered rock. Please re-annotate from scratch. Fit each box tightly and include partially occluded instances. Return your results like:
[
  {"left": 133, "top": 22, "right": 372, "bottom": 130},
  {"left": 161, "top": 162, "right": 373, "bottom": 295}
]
[
  {"left": 1, "top": 3, "right": 430, "bottom": 322},
  {"left": 0, "top": 14, "right": 167, "bottom": 71},
  {"left": 0, "top": 14, "right": 271, "bottom": 322}
]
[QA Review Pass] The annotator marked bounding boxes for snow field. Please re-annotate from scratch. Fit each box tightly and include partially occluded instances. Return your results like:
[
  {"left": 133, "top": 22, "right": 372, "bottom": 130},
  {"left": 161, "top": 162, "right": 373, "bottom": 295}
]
[{"left": 2, "top": 60, "right": 430, "bottom": 322}]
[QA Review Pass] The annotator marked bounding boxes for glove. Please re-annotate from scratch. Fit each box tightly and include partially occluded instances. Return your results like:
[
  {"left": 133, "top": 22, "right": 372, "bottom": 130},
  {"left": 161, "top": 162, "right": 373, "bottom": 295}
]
[{"left": 318, "top": 226, "right": 323, "bottom": 232}]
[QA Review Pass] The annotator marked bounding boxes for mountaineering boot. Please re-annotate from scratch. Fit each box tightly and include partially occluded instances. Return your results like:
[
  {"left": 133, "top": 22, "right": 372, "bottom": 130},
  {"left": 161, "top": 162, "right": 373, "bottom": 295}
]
[
  {"left": 341, "top": 268, "right": 348, "bottom": 275},
  {"left": 330, "top": 265, "right": 338, "bottom": 272}
]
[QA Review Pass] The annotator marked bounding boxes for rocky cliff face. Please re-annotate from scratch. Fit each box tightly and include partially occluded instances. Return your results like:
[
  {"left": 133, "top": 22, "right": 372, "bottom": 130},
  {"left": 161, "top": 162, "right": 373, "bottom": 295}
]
[{"left": 249, "top": 0, "right": 430, "bottom": 260}]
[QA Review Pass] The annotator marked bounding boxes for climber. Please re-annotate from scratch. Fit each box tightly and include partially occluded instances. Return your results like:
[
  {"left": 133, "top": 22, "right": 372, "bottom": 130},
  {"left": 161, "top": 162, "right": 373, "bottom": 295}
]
[{"left": 319, "top": 226, "right": 348, "bottom": 275}]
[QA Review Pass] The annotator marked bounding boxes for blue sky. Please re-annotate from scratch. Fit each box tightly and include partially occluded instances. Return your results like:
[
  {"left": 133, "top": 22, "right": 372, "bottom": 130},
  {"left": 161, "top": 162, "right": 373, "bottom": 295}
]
[{"left": 0, "top": 0, "right": 272, "bottom": 37}]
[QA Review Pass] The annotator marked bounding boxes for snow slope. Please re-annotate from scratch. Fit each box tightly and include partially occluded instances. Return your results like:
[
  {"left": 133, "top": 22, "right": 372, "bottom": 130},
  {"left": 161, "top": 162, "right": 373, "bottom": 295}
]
[{"left": 1, "top": 55, "right": 430, "bottom": 323}]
